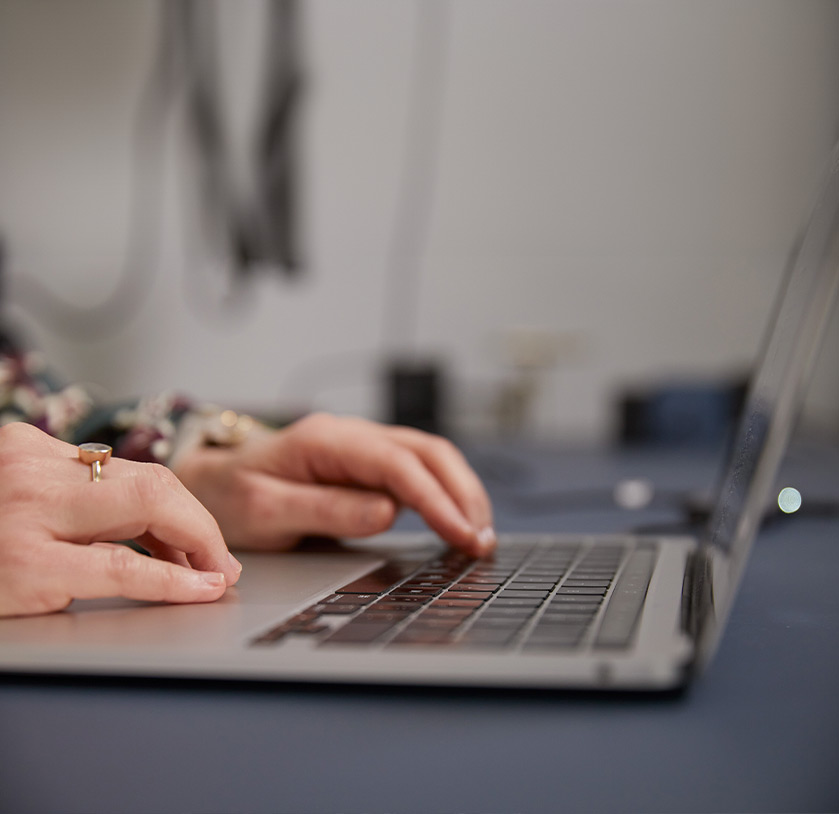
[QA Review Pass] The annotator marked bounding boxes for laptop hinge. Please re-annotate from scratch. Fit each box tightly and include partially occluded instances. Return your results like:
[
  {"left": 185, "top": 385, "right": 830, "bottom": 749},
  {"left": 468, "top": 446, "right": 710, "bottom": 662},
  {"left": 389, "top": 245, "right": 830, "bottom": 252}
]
[{"left": 680, "top": 547, "right": 715, "bottom": 641}]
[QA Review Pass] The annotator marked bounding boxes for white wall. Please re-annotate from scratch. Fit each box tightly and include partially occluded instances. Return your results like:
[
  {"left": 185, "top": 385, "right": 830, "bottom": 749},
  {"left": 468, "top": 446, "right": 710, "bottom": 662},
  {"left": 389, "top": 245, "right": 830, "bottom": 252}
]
[{"left": 1, "top": 0, "right": 837, "bottom": 441}]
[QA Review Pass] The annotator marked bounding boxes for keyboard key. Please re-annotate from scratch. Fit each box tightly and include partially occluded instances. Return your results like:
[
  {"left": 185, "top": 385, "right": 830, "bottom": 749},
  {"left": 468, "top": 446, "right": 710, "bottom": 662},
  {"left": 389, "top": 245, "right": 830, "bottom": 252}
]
[
  {"left": 369, "top": 600, "right": 426, "bottom": 612},
  {"left": 457, "top": 628, "right": 518, "bottom": 647},
  {"left": 405, "top": 614, "right": 463, "bottom": 630},
  {"left": 562, "top": 579, "right": 613, "bottom": 588},
  {"left": 556, "top": 586, "right": 608, "bottom": 595},
  {"left": 320, "top": 593, "right": 378, "bottom": 605},
  {"left": 412, "top": 572, "right": 456, "bottom": 582},
  {"left": 469, "top": 617, "right": 527, "bottom": 630},
  {"left": 511, "top": 575, "right": 561, "bottom": 584},
  {"left": 432, "top": 599, "right": 484, "bottom": 610},
  {"left": 452, "top": 583, "right": 501, "bottom": 593},
  {"left": 497, "top": 590, "right": 551, "bottom": 600},
  {"left": 312, "top": 604, "right": 361, "bottom": 615},
  {"left": 549, "top": 594, "right": 604, "bottom": 605},
  {"left": 546, "top": 609, "right": 600, "bottom": 619},
  {"left": 525, "top": 625, "right": 588, "bottom": 648},
  {"left": 378, "top": 595, "right": 430, "bottom": 605},
  {"left": 443, "top": 590, "right": 494, "bottom": 601},
  {"left": 390, "top": 629, "right": 454, "bottom": 645},
  {"left": 415, "top": 609, "right": 467, "bottom": 623},
  {"left": 457, "top": 577, "right": 507, "bottom": 585},
  {"left": 492, "top": 597, "right": 545, "bottom": 607},
  {"left": 400, "top": 580, "right": 451, "bottom": 589},
  {"left": 335, "top": 562, "right": 419, "bottom": 594},
  {"left": 391, "top": 587, "right": 442, "bottom": 598},
  {"left": 540, "top": 612, "right": 596, "bottom": 624},
  {"left": 479, "top": 607, "right": 536, "bottom": 618}
]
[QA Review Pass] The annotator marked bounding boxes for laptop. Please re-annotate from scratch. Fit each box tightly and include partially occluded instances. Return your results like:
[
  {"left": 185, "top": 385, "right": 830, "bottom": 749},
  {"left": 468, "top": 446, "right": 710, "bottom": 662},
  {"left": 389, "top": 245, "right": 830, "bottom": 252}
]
[{"left": 1, "top": 145, "right": 837, "bottom": 691}]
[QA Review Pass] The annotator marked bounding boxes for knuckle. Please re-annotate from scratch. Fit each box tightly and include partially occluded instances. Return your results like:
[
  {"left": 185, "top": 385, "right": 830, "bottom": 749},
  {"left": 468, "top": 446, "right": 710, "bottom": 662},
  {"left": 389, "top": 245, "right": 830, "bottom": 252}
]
[
  {"left": 428, "top": 434, "right": 460, "bottom": 460},
  {"left": 147, "top": 564, "right": 178, "bottom": 601},
  {"left": 0, "top": 421, "right": 37, "bottom": 445},
  {"left": 101, "top": 545, "right": 139, "bottom": 587},
  {"left": 240, "top": 480, "right": 280, "bottom": 527},
  {"left": 131, "top": 464, "right": 180, "bottom": 505},
  {"left": 301, "top": 495, "right": 333, "bottom": 529},
  {"left": 286, "top": 487, "right": 332, "bottom": 526},
  {"left": 357, "top": 496, "right": 396, "bottom": 533},
  {"left": 148, "top": 463, "right": 181, "bottom": 490},
  {"left": 387, "top": 448, "right": 418, "bottom": 487},
  {"left": 0, "top": 423, "right": 38, "bottom": 468},
  {"left": 293, "top": 412, "right": 334, "bottom": 439}
]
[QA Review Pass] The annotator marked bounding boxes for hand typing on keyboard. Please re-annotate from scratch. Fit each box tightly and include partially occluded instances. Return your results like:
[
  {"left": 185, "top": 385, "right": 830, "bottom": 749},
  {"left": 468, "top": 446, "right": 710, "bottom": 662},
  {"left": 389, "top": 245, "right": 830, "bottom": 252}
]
[{"left": 175, "top": 413, "right": 496, "bottom": 558}]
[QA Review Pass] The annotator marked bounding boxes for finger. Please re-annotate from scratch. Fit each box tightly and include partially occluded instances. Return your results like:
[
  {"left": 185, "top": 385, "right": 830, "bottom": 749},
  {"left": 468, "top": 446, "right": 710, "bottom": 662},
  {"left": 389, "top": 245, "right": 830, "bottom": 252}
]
[
  {"left": 287, "top": 421, "right": 485, "bottom": 555},
  {"left": 135, "top": 534, "right": 191, "bottom": 568},
  {"left": 24, "top": 541, "right": 227, "bottom": 614},
  {"left": 375, "top": 447, "right": 488, "bottom": 555},
  {"left": 383, "top": 426, "right": 495, "bottom": 536},
  {"left": 53, "top": 465, "right": 241, "bottom": 585},
  {"left": 229, "top": 472, "right": 399, "bottom": 550},
  {"left": 287, "top": 416, "right": 493, "bottom": 555}
]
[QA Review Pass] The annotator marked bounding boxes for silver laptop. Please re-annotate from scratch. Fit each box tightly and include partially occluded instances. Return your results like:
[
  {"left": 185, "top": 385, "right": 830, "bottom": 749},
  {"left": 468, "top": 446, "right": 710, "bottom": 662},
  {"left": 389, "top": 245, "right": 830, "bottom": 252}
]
[{"left": 1, "top": 145, "right": 837, "bottom": 690}]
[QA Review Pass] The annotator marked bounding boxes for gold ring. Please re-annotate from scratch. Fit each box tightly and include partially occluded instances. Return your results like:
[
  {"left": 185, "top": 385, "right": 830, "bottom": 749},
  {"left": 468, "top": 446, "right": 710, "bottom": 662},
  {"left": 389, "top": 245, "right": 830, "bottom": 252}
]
[{"left": 78, "top": 442, "right": 112, "bottom": 482}]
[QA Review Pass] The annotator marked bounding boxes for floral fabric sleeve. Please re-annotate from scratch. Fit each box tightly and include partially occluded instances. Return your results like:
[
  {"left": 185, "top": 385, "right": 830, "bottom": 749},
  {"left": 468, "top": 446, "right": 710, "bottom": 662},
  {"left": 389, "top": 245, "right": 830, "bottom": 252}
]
[{"left": 0, "top": 345, "right": 192, "bottom": 465}]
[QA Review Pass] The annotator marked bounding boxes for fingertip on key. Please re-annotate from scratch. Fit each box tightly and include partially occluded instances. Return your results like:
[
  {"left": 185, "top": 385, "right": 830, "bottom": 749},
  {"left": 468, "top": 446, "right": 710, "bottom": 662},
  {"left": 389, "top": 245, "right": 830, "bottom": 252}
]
[{"left": 475, "top": 526, "right": 497, "bottom": 556}]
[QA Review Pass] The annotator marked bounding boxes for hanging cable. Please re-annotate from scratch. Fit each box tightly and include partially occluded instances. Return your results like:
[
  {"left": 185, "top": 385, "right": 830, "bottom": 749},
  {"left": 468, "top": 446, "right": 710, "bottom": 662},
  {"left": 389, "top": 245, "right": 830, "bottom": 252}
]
[{"left": 10, "top": 1, "right": 180, "bottom": 340}]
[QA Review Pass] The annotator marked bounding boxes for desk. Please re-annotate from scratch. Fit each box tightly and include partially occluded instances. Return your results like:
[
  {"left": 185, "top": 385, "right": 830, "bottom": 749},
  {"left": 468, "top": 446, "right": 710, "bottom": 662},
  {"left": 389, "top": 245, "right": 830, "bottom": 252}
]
[{"left": 1, "top": 443, "right": 837, "bottom": 813}]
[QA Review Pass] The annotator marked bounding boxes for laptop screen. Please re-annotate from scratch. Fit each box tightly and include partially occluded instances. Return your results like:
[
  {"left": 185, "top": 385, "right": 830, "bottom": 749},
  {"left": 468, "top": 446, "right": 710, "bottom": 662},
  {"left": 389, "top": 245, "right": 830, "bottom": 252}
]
[{"left": 706, "top": 142, "right": 839, "bottom": 605}]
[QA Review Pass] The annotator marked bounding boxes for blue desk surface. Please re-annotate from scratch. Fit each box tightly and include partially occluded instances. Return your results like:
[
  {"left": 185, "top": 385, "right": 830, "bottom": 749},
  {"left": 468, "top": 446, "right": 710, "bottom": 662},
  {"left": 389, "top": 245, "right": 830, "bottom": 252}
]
[{"left": 1, "top": 442, "right": 837, "bottom": 814}]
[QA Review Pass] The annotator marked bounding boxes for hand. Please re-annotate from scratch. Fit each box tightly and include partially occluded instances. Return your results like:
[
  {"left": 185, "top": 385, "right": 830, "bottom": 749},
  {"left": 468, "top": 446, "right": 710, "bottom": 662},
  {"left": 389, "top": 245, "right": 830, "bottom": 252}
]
[
  {"left": 174, "top": 413, "right": 496, "bottom": 557},
  {"left": 0, "top": 422, "right": 242, "bottom": 617}
]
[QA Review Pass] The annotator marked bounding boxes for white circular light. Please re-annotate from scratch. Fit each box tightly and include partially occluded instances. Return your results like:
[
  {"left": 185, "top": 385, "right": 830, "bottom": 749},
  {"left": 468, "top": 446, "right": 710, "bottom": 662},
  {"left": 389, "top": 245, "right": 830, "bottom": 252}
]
[
  {"left": 777, "top": 487, "right": 802, "bottom": 514},
  {"left": 614, "top": 478, "right": 655, "bottom": 510}
]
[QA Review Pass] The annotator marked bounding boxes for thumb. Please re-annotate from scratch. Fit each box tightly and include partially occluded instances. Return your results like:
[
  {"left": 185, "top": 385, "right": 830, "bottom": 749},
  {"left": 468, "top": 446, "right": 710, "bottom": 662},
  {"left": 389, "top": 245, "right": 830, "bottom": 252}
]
[{"left": 233, "top": 475, "right": 400, "bottom": 550}]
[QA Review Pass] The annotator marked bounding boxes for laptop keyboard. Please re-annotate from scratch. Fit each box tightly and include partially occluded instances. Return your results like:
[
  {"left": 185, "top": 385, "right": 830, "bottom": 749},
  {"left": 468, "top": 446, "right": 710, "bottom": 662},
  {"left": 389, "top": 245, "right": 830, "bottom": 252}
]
[{"left": 251, "top": 539, "right": 657, "bottom": 652}]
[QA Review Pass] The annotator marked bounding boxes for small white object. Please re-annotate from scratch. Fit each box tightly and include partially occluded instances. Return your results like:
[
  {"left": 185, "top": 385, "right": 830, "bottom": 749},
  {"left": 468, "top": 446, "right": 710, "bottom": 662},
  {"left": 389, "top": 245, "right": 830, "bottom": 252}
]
[
  {"left": 614, "top": 478, "right": 655, "bottom": 510},
  {"left": 777, "top": 487, "right": 803, "bottom": 514}
]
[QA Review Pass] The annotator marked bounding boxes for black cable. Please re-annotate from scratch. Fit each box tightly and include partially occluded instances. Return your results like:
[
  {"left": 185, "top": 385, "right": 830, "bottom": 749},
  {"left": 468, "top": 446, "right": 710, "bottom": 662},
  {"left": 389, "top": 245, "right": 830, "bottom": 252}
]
[
  {"left": 178, "top": 0, "right": 302, "bottom": 323},
  {"left": 176, "top": 0, "right": 255, "bottom": 321},
  {"left": 254, "top": 0, "right": 303, "bottom": 274},
  {"left": 10, "top": 1, "right": 179, "bottom": 340}
]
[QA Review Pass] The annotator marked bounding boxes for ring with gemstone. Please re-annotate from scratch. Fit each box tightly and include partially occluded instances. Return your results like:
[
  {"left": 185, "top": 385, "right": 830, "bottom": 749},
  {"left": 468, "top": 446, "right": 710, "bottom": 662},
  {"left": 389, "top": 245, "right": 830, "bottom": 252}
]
[{"left": 78, "top": 442, "right": 113, "bottom": 482}]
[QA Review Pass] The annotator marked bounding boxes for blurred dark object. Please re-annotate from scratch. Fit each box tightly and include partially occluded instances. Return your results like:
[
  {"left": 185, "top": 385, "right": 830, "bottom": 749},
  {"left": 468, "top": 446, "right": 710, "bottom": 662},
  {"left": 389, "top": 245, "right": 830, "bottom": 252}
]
[
  {"left": 0, "top": 234, "right": 20, "bottom": 354},
  {"left": 178, "top": 0, "right": 303, "bottom": 281},
  {"left": 618, "top": 377, "right": 749, "bottom": 447},
  {"left": 385, "top": 360, "right": 446, "bottom": 435}
]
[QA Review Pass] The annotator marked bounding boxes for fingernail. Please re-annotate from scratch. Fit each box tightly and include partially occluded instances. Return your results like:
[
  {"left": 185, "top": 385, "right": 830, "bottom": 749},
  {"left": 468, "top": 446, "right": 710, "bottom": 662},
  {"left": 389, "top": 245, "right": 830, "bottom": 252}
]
[
  {"left": 198, "top": 571, "right": 226, "bottom": 587},
  {"left": 228, "top": 553, "right": 243, "bottom": 574},
  {"left": 476, "top": 526, "right": 497, "bottom": 553}
]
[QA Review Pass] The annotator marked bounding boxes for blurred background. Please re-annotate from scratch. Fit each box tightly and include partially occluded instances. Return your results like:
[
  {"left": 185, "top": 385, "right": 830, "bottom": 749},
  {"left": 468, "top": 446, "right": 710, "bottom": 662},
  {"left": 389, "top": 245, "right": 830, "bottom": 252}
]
[{"left": 0, "top": 0, "right": 837, "bottom": 445}]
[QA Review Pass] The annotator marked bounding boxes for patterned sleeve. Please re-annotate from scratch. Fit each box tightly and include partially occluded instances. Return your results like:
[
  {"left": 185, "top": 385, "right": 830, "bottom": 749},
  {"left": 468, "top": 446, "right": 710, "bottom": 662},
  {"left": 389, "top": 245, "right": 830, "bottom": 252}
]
[{"left": 0, "top": 344, "right": 193, "bottom": 465}]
